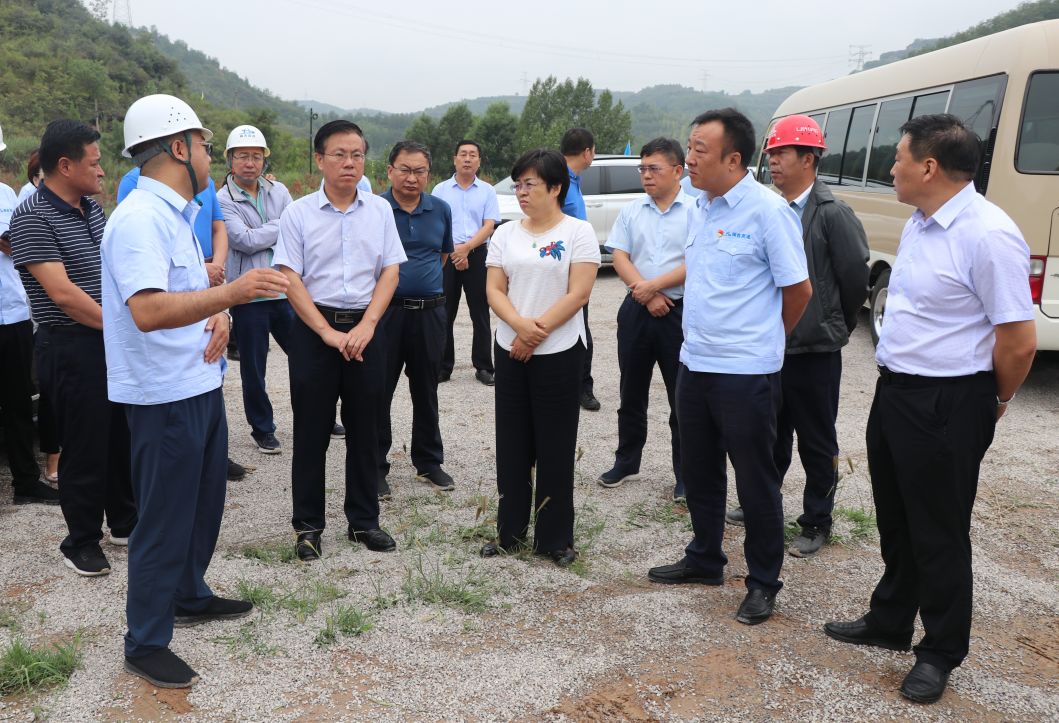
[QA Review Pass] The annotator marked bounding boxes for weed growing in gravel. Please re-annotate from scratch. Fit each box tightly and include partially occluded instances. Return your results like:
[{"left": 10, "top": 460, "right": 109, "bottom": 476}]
[
  {"left": 0, "top": 637, "right": 81, "bottom": 695},
  {"left": 0, "top": 602, "right": 29, "bottom": 632},
  {"left": 402, "top": 555, "right": 492, "bottom": 613},
  {"left": 459, "top": 493, "right": 498, "bottom": 542},
  {"left": 783, "top": 520, "right": 802, "bottom": 545},
  {"left": 238, "top": 539, "right": 299, "bottom": 565},
  {"left": 215, "top": 622, "right": 280, "bottom": 659},
  {"left": 315, "top": 605, "right": 374, "bottom": 646},
  {"left": 367, "top": 575, "right": 401, "bottom": 611},
  {"left": 573, "top": 501, "right": 607, "bottom": 551},
  {"left": 833, "top": 507, "right": 877, "bottom": 543},
  {"left": 236, "top": 580, "right": 278, "bottom": 610},
  {"left": 280, "top": 580, "right": 346, "bottom": 623},
  {"left": 625, "top": 500, "right": 692, "bottom": 530}
]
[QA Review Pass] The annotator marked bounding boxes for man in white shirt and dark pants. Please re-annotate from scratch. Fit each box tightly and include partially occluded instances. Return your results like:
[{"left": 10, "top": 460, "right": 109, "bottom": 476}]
[{"left": 824, "top": 114, "right": 1037, "bottom": 705}]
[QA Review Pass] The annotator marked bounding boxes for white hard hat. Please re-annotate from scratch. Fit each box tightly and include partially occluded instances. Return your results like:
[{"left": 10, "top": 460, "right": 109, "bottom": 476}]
[
  {"left": 121, "top": 94, "right": 213, "bottom": 158},
  {"left": 226, "top": 125, "right": 270, "bottom": 156},
  {"left": 0, "top": 123, "right": 6, "bottom": 153}
]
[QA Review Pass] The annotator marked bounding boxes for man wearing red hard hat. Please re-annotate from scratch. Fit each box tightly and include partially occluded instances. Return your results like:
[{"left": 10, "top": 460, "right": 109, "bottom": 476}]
[{"left": 727, "top": 115, "right": 869, "bottom": 558}]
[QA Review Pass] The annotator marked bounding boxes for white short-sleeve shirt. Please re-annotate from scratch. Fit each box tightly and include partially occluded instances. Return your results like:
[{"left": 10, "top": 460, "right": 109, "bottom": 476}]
[{"left": 486, "top": 215, "right": 600, "bottom": 354}]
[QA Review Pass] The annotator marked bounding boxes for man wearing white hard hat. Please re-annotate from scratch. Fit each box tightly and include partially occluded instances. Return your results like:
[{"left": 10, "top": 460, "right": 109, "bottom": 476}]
[
  {"left": 726, "top": 115, "right": 869, "bottom": 558},
  {"left": 101, "top": 94, "right": 289, "bottom": 688},
  {"left": 216, "top": 125, "right": 295, "bottom": 454}
]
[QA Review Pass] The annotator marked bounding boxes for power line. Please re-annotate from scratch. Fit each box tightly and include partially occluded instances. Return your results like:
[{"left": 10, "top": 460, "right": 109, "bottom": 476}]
[{"left": 849, "top": 44, "right": 872, "bottom": 71}]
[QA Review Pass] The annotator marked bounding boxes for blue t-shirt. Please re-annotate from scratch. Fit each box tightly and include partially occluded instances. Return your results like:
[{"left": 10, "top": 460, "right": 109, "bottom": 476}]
[
  {"left": 380, "top": 190, "right": 453, "bottom": 297},
  {"left": 117, "top": 167, "right": 223, "bottom": 258},
  {"left": 561, "top": 168, "right": 586, "bottom": 220}
]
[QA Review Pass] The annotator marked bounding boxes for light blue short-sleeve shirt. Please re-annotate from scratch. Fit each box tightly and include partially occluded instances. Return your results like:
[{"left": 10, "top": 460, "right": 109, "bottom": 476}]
[
  {"left": 431, "top": 176, "right": 501, "bottom": 245},
  {"left": 0, "top": 183, "right": 30, "bottom": 325},
  {"left": 681, "top": 172, "right": 808, "bottom": 375},
  {"left": 606, "top": 191, "right": 694, "bottom": 300},
  {"left": 274, "top": 187, "right": 407, "bottom": 309},
  {"left": 101, "top": 176, "right": 225, "bottom": 405}
]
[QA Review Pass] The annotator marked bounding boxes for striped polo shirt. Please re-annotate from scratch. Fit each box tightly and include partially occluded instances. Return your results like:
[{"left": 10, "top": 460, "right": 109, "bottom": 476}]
[{"left": 10, "top": 182, "right": 105, "bottom": 327}]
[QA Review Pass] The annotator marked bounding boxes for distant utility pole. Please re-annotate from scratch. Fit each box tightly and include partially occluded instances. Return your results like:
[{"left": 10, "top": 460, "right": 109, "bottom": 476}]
[
  {"left": 112, "top": 0, "right": 132, "bottom": 26},
  {"left": 308, "top": 107, "right": 319, "bottom": 177},
  {"left": 700, "top": 70, "right": 709, "bottom": 93},
  {"left": 849, "top": 44, "right": 872, "bottom": 71},
  {"left": 520, "top": 72, "right": 529, "bottom": 95}
]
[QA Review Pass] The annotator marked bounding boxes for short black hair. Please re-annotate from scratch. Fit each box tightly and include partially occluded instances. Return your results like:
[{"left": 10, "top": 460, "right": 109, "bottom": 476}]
[
  {"left": 511, "top": 148, "right": 569, "bottom": 207},
  {"left": 454, "top": 140, "right": 481, "bottom": 156},
  {"left": 560, "top": 128, "right": 595, "bottom": 156},
  {"left": 314, "top": 120, "right": 367, "bottom": 155},
  {"left": 899, "top": 113, "right": 980, "bottom": 182},
  {"left": 640, "top": 137, "right": 685, "bottom": 167},
  {"left": 388, "top": 140, "right": 432, "bottom": 168},
  {"left": 38, "top": 120, "right": 100, "bottom": 174},
  {"left": 690, "top": 108, "right": 755, "bottom": 169}
]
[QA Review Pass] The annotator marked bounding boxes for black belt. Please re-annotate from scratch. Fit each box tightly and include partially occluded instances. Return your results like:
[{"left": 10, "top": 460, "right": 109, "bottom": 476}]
[
  {"left": 877, "top": 366, "right": 992, "bottom": 387},
  {"left": 315, "top": 305, "right": 366, "bottom": 325},
  {"left": 390, "top": 295, "right": 445, "bottom": 310}
]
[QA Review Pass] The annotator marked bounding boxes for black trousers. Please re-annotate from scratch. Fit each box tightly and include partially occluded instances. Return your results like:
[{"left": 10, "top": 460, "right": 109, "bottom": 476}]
[
  {"left": 36, "top": 325, "right": 137, "bottom": 553},
  {"left": 678, "top": 367, "right": 784, "bottom": 593},
  {"left": 443, "top": 245, "right": 492, "bottom": 375},
  {"left": 865, "top": 370, "right": 996, "bottom": 671},
  {"left": 581, "top": 305, "right": 594, "bottom": 394},
  {"left": 494, "top": 340, "right": 584, "bottom": 553},
  {"left": 774, "top": 350, "right": 841, "bottom": 531},
  {"left": 0, "top": 320, "right": 40, "bottom": 488},
  {"left": 288, "top": 314, "right": 384, "bottom": 533},
  {"left": 379, "top": 303, "right": 445, "bottom": 477},
  {"left": 613, "top": 295, "right": 682, "bottom": 486}
]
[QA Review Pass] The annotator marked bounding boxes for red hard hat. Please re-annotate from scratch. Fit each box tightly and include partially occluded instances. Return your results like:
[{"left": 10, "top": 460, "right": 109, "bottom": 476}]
[{"left": 765, "top": 114, "right": 826, "bottom": 152}]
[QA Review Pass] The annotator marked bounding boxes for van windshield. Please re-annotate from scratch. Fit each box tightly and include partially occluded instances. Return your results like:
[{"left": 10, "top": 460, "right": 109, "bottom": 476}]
[{"left": 1017, "top": 71, "right": 1059, "bottom": 173}]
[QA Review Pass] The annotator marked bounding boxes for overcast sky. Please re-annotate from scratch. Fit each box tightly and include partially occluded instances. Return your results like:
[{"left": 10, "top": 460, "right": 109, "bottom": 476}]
[{"left": 110, "top": 0, "right": 1024, "bottom": 113}]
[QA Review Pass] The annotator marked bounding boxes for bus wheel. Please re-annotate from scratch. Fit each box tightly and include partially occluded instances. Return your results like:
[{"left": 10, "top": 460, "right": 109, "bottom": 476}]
[{"left": 869, "top": 268, "right": 890, "bottom": 347}]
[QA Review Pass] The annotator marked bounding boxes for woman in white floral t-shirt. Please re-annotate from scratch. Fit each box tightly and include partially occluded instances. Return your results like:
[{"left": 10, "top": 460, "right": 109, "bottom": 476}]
[{"left": 482, "top": 149, "right": 601, "bottom": 566}]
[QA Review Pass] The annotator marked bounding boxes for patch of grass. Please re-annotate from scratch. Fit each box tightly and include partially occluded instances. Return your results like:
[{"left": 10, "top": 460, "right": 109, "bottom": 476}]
[
  {"left": 235, "top": 580, "right": 278, "bottom": 611},
  {"left": 215, "top": 622, "right": 279, "bottom": 659},
  {"left": 280, "top": 581, "right": 346, "bottom": 623},
  {"left": 0, "top": 637, "right": 81, "bottom": 696},
  {"left": 402, "top": 555, "right": 492, "bottom": 613},
  {"left": 314, "top": 605, "right": 374, "bottom": 647},
  {"left": 573, "top": 501, "right": 607, "bottom": 551},
  {"left": 0, "top": 602, "right": 30, "bottom": 632},
  {"left": 626, "top": 500, "right": 692, "bottom": 529},
  {"left": 783, "top": 520, "right": 802, "bottom": 545},
  {"left": 833, "top": 507, "right": 877, "bottom": 543},
  {"left": 238, "top": 539, "right": 299, "bottom": 565}
]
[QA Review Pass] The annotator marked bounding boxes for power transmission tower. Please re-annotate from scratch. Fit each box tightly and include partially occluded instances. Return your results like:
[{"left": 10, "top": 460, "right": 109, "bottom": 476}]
[
  {"left": 700, "top": 70, "right": 710, "bottom": 93},
  {"left": 849, "top": 44, "right": 872, "bottom": 71},
  {"left": 112, "top": 0, "right": 132, "bottom": 26}
]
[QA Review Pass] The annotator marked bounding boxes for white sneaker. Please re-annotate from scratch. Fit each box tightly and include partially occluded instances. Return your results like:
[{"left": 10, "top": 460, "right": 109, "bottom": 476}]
[{"left": 109, "top": 535, "right": 129, "bottom": 546}]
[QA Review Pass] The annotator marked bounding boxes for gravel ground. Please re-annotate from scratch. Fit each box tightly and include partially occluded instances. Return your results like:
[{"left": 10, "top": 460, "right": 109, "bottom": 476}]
[{"left": 0, "top": 267, "right": 1056, "bottom": 721}]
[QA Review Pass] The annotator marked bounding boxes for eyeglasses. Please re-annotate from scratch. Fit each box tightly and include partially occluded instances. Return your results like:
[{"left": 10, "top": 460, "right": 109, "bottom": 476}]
[
  {"left": 512, "top": 180, "right": 543, "bottom": 193},
  {"left": 637, "top": 164, "right": 679, "bottom": 175},
  {"left": 323, "top": 151, "right": 367, "bottom": 163},
  {"left": 392, "top": 166, "right": 429, "bottom": 178},
  {"left": 233, "top": 152, "right": 265, "bottom": 163},
  {"left": 200, "top": 142, "right": 214, "bottom": 157}
]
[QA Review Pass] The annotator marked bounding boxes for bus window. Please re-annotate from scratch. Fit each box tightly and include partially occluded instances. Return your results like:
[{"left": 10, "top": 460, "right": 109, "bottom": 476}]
[
  {"left": 912, "top": 90, "right": 949, "bottom": 118},
  {"left": 841, "top": 104, "right": 876, "bottom": 185},
  {"left": 819, "top": 108, "right": 851, "bottom": 183},
  {"left": 867, "top": 97, "right": 913, "bottom": 187},
  {"left": 808, "top": 113, "right": 826, "bottom": 131},
  {"left": 1017, "top": 72, "right": 1059, "bottom": 173},
  {"left": 949, "top": 75, "right": 1007, "bottom": 191}
]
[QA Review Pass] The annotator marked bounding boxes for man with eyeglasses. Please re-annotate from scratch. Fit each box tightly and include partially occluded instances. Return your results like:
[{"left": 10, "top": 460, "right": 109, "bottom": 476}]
[
  {"left": 433, "top": 140, "right": 499, "bottom": 386},
  {"left": 378, "top": 141, "right": 455, "bottom": 499},
  {"left": 274, "top": 120, "right": 406, "bottom": 562},
  {"left": 560, "top": 127, "right": 601, "bottom": 411},
  {"left": 217, "top": 125, "right": 296, "bottom": 456},
  {"left": 597, "top": 138, "right": 692, "bottom": 501}
]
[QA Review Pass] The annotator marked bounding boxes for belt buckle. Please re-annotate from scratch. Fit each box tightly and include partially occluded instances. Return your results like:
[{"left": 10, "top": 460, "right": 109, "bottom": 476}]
[
  {"left": 334, "top": 311, "right": 357, "bottom": 324},
  {"left": 402, "top": 298, "right": 425, "bottom": 310}
]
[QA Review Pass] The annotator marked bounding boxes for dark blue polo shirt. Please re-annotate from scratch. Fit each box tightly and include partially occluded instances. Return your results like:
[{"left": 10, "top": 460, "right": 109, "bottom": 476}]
[{"left": 381, "top": 190, "right": 453, "bottom": 297}]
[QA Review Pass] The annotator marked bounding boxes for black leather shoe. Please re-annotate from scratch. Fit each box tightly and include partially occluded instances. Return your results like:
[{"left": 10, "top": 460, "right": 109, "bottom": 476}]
[
  {"left": 647, "top": 557, "right": 723, "bottom": 585},
  {"left": 378, "top": 477, "right": 392, "bottom": 501},
  {"left": 725, "top": 506, "right": 745, "bottom": 526},
  {"left": 480, "top": 539, "right": 527, "bottom": 557},
  {"left": 418, "top": 468, "right": 455, "bottom": 491},
  {"left": 474, "top": 369, "right": 495, "bottom": 386},
  {"left": 736, "top": 588, "right": 776, "bottom": 625},
  {"left": 550, "top": 547, "right": 577, "bottom": 567},
  {"left": 226, "top": 458, "right": 247, "bottom": 482},
  {"left": 174, "top": 596, "right": 253, "bottom": 627},
  {"left": 900, "top": 661, "right": 950, "bottom": 704},
  {"left": 349, "top": 527, "right": 396, "bottom": 552},
  {"left": 438, "top": 369, "right": 452, "bottom": 383},
  {"left": 823, "top": 616, "right": 912, "bottom": 651},
  {"left": 124, "top": 648, "right": 199, "bottom": 689},
  {"left": 296, "top": 531, "right": 322, "bottom": 561},
  {"left": 579, "top": 390, "right": 601, "bottom": 411}
]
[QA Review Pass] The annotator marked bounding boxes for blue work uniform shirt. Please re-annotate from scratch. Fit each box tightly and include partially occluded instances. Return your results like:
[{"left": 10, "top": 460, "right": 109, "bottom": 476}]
[
  {"left": 118, "top": 167, "right": 223, "bottom": 258},
  {"left": 431, "top": 176, "right": 500, "bottom": 245},
  {"left": 681, "top": 171, "right": 808, "bottom": 375},
  {"left": 0, "top": 183, "right": 30, "bottom": 325},
  {"left": 101, "top": 175, "right": 225, "bottom": 405},
  {"left": 381, "top": 190, "right": 453, "bottom": 298},
  {"left": 606, "top": 190, "right": 695, "bottom": 300},
  {"left": 561, "top": 168, "right": 586, "bottom": 220}
]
